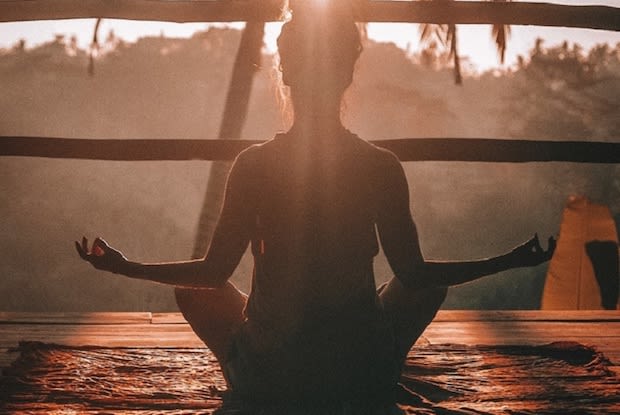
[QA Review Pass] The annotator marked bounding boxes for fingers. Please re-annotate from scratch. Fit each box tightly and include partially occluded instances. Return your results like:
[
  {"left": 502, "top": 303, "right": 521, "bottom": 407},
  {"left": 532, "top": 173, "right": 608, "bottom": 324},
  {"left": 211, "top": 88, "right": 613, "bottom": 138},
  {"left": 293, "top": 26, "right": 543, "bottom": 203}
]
[
  {"left": 76, "top": 236, "right": 91, "bottom": 259},
  {"left": 75, "top": 240, "right": 88, "bottom": 259},
  {"left": 519, "top": 234, "right": 556, "bottom": 266},
  {"left": 532, "top": 233, "right": 542, "bottom": 254},
  {"left": 75, "top": 236, "right": 106, "bottom": 259},
  {"left": 75, "top": 235, "right": 122, "bottom": 274}
]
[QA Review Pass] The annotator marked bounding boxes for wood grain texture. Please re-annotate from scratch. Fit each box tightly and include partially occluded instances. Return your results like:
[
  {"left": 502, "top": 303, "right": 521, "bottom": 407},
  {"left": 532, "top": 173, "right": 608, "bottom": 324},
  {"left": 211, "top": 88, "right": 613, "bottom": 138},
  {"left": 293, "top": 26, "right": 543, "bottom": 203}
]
[
  {"left": 1, "top": 311, "right": 618, "bottom": 363},
  {"left": 1, "top": 1, "right": 618, "bottom": 32}
]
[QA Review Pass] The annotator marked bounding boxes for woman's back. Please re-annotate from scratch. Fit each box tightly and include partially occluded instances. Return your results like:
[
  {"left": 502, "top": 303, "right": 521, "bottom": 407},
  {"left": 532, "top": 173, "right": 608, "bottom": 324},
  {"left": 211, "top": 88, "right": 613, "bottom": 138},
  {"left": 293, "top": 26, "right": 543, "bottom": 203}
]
[
  {"left": 227, "top": 129, "right": 400, "bottom": 401},
  {"left": 242, "top": 129, "right": 394, "bottom": 329}
]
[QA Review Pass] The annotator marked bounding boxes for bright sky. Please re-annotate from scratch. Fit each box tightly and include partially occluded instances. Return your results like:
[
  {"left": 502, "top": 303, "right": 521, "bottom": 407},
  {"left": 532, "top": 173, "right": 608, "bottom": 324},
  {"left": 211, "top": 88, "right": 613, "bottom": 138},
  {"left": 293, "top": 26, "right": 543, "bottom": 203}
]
[{"left": 1, "top": 0, "right": 619, "bottom": 72}]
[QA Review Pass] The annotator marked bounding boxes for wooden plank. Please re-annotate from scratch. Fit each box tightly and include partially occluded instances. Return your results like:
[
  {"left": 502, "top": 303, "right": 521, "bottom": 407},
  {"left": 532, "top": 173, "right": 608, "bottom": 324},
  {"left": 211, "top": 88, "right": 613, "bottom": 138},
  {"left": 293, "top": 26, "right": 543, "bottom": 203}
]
[
  {"left": 381, "top": 138, "right": 620, "bottom": 164},
  {"left": 0, "top": 0, "right": 281, "bottom": 23},
  {"left": 2, "top": 136, "right": 620, "bottom": 164},
  {"left": 0, "top": 136, "right": 257, "bottom": 161},
  {"left": 0, "top": 1, "right": 618, "bottom": 32},
  {"left": 1, "top": 313, "right": 617, "bottom": 359},
  {"left": 2, "top": 311, "right": 617, "bottom": 325},
  {"left": 151, "top": 312, "right": 187, "bottom": 325},
  {"left": 366, "top": 1, "right": 619, "bottom": 30},
  {"left": 424, "top": 320, "right": 620, "bottom": 334},
  {"left": 154, "top": 310, "right": 620, "bottom": 324},
  {"left": 0, "top": 312, "right": 152, "bottom": 324},
  {"left": 0, "top": 326, "right": 205, "bottom": 349},
  {"left": 434, "top": 310, "right": 620, "bottom": 322},
  {"left": 150, "top": 310, "right": 620, "bottom": 324},
  {"left": 1, "top": 321, "right": 618, "bottom": 344}
]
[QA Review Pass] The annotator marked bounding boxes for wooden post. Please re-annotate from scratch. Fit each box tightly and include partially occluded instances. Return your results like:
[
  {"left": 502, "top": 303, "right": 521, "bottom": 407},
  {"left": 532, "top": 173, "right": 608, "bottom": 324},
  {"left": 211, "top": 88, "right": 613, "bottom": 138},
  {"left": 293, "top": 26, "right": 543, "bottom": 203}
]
[{"left": 192, "top": 22, "right": 265, "bottom": 259}]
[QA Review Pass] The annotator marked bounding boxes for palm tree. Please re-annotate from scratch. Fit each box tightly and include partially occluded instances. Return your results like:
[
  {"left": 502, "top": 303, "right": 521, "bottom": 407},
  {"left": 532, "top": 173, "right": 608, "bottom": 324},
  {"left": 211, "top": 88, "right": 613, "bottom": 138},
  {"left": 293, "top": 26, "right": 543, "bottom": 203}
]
[
  {"left": 88, "top": 18, "right": 102, "bottom": 76},
  {"left": 491, "top": 0, "right": 511, "bottom": 65},
  {"left": 419, "top": 0, "right": 462, "bottom": 85},
  {"left": 420, "top": 0, "right": 512, "bottom": 83}
]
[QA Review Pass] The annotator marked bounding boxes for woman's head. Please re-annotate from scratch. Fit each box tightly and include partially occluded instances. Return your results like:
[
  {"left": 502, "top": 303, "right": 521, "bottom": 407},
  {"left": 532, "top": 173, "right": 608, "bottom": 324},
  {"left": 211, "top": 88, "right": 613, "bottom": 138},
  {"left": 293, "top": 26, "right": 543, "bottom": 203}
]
[{"left": 277, "top": 1, "right": 362, "bottom": 111}]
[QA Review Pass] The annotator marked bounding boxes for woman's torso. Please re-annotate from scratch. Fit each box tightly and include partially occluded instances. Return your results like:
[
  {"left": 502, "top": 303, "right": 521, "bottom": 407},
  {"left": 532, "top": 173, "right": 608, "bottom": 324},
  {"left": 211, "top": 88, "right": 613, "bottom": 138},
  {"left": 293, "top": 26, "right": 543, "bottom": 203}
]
[
  {"left": 227, "top": 130, "right": 400, "bottom": 399},
  {"left": 244, "top": 131, "right": 389, "bottom": 329}
]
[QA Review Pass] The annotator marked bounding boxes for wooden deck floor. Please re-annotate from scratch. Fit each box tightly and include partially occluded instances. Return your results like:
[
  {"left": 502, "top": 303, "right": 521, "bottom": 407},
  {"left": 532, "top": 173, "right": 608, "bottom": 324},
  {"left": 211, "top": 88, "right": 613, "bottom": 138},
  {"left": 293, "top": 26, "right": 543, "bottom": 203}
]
[
  {"left": 1, "top": 310, "right": 619, "bottom": 414},
  {"left": 1, "top": 310, "right": 619, "bottom": 375}
]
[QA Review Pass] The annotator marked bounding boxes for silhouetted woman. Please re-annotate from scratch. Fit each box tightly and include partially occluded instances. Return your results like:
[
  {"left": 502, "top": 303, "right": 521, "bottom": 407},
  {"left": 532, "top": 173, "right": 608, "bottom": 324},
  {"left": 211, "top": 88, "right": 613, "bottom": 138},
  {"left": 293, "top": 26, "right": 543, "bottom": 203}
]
[{"left": 77, "top": 1, "right": 555, "bottom": 408}]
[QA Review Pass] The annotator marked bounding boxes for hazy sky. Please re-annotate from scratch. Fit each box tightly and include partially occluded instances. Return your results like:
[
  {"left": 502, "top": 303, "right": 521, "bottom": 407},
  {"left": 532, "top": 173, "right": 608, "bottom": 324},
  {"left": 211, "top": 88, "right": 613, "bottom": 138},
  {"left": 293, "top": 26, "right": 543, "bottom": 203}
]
[{"left": 1, "top": 0, "right": 619, "bottom": 72}]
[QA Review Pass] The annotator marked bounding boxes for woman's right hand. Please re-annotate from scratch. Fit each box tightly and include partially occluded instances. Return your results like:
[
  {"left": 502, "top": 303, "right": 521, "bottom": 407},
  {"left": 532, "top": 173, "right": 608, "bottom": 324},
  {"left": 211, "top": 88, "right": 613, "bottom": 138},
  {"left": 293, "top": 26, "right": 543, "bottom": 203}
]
[{"left": 75, "top": 236, "right": 127, "bottom": 274}]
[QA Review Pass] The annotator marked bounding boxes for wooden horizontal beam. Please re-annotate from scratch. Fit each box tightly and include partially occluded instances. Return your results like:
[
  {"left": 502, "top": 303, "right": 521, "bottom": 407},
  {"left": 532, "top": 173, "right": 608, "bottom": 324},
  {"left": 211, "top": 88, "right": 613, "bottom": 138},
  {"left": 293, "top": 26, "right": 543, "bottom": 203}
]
[
  {"left": 0, "top": 1, "right": 618, "bottom": 32},
  {"left": 2, "top": 310, "right": 619, "bottom": 325},
  {"left": 1, "top": 136, "right": 619, "bottom": 163},
  {"left": 365, "top": 2, "right": 620, "bottom": 31}
]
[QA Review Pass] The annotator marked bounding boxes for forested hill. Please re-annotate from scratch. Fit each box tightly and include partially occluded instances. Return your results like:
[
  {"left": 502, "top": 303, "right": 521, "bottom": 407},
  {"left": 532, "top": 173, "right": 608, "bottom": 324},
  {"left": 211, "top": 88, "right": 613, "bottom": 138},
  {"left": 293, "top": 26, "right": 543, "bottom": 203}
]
[{"left": 1, "top": 28, "right": 618, "bottom": 311}]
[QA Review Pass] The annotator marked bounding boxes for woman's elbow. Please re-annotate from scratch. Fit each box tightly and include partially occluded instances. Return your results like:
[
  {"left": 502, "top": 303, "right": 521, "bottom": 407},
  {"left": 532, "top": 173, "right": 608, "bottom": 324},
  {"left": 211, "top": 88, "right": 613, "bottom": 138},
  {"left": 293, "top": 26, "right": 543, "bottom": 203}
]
[
  {"left": 192, "top": 259, "right": 229, "bottom": 289},
  {"left": 397, "top": 262, "right": 444, "bottom": 290},
  {"left": 207, "top": 275, "right": 230, "bottom": 289}
]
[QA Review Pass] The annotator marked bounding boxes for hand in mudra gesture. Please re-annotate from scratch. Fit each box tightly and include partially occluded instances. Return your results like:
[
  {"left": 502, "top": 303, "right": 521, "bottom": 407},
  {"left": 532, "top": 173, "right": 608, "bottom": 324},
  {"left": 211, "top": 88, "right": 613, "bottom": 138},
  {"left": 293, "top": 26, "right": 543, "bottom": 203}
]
[
  {"left": 510, "top": 234, "right": 556, "bottom": 267},
  {"left": 75, "top": 237, "right": 127, "bottom": 274}
]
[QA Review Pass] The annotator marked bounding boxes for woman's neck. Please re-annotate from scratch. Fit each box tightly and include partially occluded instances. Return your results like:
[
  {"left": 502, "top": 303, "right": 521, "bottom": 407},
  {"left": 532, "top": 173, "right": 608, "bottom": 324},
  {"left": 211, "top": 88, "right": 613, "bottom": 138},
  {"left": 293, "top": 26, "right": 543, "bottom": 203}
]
[
  {"left": 288, "top": 86, "right": 347, "bottom": 139},
  {"left": 292, "top": 115, "right": 343, "bottom": 135}
]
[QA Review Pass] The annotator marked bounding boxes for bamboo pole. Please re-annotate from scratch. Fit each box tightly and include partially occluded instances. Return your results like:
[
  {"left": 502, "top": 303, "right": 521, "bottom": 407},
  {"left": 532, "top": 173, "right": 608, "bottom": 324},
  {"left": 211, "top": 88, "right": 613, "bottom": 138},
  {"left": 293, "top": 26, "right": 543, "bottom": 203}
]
[
  {"left": 192, "top": 22, "right": 265, "bottom": 258},
  {"left": 2, "top": 136, "right": 619, "bottom": 164},
  {"left": 0, "top": 1, "right": 618, "bottom": 32}
]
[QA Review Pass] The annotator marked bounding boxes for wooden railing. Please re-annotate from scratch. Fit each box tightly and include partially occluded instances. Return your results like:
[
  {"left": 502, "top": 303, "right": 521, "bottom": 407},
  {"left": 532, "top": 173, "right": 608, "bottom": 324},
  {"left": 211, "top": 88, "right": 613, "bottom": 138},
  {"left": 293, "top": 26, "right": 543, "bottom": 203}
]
[
  {"left": 1, "top": 136, "right": 619, "bottom": 163},
  {"left": 1, "top": 1, "right": 618, "bottom": 32},
  {"left": 2, "top": 1, "right": 619, "bottom": 165}
]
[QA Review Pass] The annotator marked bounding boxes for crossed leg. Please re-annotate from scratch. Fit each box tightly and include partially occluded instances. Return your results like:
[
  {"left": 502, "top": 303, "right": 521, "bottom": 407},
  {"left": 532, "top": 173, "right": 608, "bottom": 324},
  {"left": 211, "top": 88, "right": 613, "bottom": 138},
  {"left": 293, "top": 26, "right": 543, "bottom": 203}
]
[
  {"left": 378, "top": 277, "right": 447, "bottom": 365},
  {"left": 176, "top": 277, "right": 446, "bottom": 387},
  {"left": 174, "top": 282, "right": 248, "bottom": 363}
]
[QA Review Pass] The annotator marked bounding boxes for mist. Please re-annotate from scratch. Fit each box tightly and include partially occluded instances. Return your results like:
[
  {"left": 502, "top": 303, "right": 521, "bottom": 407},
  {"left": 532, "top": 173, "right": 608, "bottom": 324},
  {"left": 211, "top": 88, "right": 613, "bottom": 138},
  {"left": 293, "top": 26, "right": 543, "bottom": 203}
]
[{"left": 1, "top": 28, "right": 618, "bottom": 311}]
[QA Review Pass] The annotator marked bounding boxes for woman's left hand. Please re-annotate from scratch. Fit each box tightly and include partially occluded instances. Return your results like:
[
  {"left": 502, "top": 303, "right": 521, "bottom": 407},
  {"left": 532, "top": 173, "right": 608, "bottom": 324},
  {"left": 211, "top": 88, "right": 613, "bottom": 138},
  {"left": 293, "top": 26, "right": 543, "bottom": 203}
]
[{"left": 510, "top": 234, "right": 556, "bottom": 267}]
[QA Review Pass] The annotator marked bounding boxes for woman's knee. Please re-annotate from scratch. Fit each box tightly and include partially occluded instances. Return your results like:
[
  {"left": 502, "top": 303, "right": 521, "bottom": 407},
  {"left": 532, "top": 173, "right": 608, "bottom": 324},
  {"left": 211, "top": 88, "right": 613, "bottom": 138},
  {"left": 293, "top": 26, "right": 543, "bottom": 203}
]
[
  {"left": 174, "top": 284, "right": 247, "bottom": 362},
  {"left": 175, "top": 282, "right": 247, "bottom": 317},
  {"left": 174, "top": 284, "right": 247, "bottom": 339},
  {"left": 426, "top": 286, "right": 448, "bottom": 308},
  {"left": 379, "top": 277, "right": 447, "bottom": 311},
  {"left": 174, "top": 287, "right": 209, "bottom": 318}
]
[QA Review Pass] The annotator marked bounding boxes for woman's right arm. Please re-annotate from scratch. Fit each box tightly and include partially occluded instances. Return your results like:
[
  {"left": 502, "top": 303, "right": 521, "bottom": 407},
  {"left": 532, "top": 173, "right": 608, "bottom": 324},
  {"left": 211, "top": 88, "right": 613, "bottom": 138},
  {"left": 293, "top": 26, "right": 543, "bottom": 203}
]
[
  {"left": 76, "top": 149, "right": 256, "bottom": 289},
  {"left": 76, "top": 229, "right": 247, "bottom": 289}
]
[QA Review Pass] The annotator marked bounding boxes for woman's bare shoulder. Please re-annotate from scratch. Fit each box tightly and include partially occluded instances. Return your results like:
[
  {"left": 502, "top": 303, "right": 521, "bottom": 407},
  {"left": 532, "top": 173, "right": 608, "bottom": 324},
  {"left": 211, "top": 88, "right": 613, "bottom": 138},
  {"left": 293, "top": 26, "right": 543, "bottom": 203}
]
[{"left": 350, "top": 134, "right": 401, "bottom": 168}]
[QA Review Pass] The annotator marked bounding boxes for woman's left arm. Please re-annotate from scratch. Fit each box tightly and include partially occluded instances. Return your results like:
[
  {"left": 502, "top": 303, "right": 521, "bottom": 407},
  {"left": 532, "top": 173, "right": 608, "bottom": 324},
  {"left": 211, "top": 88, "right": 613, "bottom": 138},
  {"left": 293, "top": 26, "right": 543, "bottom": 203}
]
[
  {"left": 76, "top": 150, "right": 255, "bottom": 289},
  {"left": 377, "top": 153, "right": 556, "bottom": 289},
  {"left": 419, "top": 234, "right": 556, "bottom": 287}
]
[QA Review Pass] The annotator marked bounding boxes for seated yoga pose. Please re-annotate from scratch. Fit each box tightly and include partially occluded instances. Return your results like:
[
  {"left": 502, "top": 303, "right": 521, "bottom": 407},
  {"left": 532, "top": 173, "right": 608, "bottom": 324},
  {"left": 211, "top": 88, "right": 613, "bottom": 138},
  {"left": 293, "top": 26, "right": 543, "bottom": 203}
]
[{"left": 76, "top": 0, "right": 555, "bottom": 407}]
